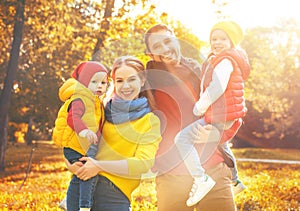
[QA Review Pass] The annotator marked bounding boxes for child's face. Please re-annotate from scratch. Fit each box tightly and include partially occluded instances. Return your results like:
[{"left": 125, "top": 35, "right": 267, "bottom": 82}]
[
  {"left": 114, "top": 64, "right": 145, "bottom": 101},
  {"left": 210, "top": 29, "right": 232, "bottom": 55},
  {"left": 87, "top": 72, "right": 108, "bottom": 96}
]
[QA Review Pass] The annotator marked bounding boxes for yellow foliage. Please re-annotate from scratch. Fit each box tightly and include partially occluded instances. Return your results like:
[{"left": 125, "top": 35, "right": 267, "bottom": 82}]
[
  {"left": 132, "top": 178, "right": 157, "bottom": 211},
  {"left": 0, "top": 143, "right": 299, "bottom": 210}
]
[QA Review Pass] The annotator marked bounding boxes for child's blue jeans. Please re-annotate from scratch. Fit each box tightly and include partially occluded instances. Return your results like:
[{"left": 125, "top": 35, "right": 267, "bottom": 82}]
[{"left": 64, "top": 147, "right": 98, "bottom": 209}]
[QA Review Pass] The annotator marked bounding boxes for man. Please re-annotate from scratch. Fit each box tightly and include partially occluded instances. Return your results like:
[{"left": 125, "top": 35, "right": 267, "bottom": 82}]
[{"left": 144, "top": 24, "right": 243, "bottom": 211}]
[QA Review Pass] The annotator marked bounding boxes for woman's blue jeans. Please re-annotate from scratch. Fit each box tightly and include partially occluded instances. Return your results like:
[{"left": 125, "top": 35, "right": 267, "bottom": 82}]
[{"left": 67, "top": 175, "right": 131, "bottom": 211}]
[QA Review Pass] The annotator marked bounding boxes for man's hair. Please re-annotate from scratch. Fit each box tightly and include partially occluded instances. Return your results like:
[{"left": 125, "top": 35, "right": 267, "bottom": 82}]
[{"left": 144, "top": 24, "right": 174, "bottom": 53}]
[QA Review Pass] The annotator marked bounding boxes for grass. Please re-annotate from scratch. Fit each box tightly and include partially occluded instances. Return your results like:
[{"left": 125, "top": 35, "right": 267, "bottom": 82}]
[
  {"left": 0, "top": 141, "right": 70, "bottom": 210},
  {"left": 232, "top": 148, "right": 300, "bottom": 161},
  {"left": 0, "top": 141, "right": 299, "bottom": 210}
]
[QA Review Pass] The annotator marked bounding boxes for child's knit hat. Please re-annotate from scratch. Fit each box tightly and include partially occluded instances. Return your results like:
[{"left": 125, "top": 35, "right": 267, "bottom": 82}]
[
  {"left": 71, "top": 61, "right": 108, "bottom": 87},
  {"left": 210, "top": 21, "right": 244, "bottom": 47}
]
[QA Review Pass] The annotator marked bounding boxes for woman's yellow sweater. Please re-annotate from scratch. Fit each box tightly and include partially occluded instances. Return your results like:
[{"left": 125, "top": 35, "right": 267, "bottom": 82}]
[{"left": 94, "top": 112, "right": 161, "bottom": 201}]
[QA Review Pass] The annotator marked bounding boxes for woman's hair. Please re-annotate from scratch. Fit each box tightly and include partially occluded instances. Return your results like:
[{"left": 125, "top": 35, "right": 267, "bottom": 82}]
[{"left": 111, "top": 56, "right": 156, "bottom": 110}]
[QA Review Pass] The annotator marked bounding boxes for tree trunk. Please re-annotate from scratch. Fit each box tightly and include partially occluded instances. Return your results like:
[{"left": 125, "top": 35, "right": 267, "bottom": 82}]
[
  {"left": 92, "top": 0, "right": 115, "bottom": 55},
  {"left": 0, "top": 0, "right": 25, "bottom": 172},
  {"left": 25, "top": 117, "right": 35, "bottom": 146},
  {"left": 0, "top": 116, "right": 8, "bottom": 172}
]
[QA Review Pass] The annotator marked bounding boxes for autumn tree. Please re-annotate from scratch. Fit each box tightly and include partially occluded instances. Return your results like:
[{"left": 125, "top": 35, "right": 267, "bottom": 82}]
[
  {"left": 211, "top": 0, "right": 230, "bottom": 20},
  {"left": 0, "top": 0, "right": 25, "bottom": 171},
  {"left": 0, "top": 0, "right": 205, "bottom": 172},
  {"left": 236, "top": 19, "right": 300, "bottom": 148}
]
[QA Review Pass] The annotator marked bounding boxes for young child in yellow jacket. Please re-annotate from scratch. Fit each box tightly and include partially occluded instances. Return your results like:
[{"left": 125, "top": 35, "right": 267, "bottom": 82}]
[{"left": 52, "top": 61, "right": 108, "bottom": 211}]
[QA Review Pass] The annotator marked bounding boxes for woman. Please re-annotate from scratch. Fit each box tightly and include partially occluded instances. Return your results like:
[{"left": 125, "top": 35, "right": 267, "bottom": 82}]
[{"left": 67, "top": 56, "right": 162, "bottom": 211}]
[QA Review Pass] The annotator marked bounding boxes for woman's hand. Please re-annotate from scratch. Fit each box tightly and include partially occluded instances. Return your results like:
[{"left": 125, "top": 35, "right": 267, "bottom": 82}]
[
  {"left": 76, "top": 157, "right": 102, "bottom": 181},
  {"left": 65, "top": 159, "right": 83, "bottom": 174},
  {"left": 190, "top": 123, "right": 220, "bottom": 143}
]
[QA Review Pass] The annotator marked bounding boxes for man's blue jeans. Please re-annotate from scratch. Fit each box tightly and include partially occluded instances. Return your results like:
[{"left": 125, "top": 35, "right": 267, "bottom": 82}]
[{"left": 67, "top": 175, "right": 130, "bottom": 211}]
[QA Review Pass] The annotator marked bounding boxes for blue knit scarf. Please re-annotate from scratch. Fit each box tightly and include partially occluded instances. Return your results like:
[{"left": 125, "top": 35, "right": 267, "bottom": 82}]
[{"left": 105, "top": 95, "right": 151, "bottom": 124}]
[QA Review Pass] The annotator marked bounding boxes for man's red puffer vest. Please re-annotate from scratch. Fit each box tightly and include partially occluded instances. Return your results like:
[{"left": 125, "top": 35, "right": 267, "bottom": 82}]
[{"left": 200, "top": 48, "right": 251, "bottom": 124}]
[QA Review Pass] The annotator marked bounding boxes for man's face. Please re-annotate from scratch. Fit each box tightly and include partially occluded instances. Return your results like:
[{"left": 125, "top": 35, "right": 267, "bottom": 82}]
[{"left": 147, "top": 30, "right": 181, "bottom": 65}]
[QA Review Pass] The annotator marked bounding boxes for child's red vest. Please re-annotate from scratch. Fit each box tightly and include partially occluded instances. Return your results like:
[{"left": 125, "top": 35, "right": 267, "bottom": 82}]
[{"left": 201, "top": 48, "right": 251, "bottom": 124}]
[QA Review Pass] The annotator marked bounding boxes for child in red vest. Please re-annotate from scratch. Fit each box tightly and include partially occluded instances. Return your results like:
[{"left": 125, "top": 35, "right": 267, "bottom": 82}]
[{"left": 175, "top": 21, "right": 250, "bottom": 207}]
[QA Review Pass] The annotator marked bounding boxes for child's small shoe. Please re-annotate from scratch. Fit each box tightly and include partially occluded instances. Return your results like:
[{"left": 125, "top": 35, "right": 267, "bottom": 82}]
[
  {"left": 59, "top": 197, "right": 67, "bottom": 210},
  {"left": 233, "top": 179, "right": 246, "bottom": 195},
  {"left": 186, "top": 175, "right": 216, "bottom": 207}
]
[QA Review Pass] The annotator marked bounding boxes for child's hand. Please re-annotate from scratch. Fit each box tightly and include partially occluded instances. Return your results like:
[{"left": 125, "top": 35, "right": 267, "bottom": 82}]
[
  {"left": 193, "top": 101, "right": 205, "bottom": 117},
  {"left": 190, "top": 123, "right": 220, "bottom": 143},
  {"left": 85, "top": 130, "right": 98, "bottom": 145}
]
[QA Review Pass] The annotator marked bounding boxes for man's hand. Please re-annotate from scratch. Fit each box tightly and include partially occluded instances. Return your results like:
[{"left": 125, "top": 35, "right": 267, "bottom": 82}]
[{"left": 189, "top": 123, "right": 220, "bottom": 143}]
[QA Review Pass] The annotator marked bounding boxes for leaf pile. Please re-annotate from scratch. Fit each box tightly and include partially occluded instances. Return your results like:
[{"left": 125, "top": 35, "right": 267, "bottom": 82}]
[{"left": 0, "top": 143, "right": 299, "bottom": 210}]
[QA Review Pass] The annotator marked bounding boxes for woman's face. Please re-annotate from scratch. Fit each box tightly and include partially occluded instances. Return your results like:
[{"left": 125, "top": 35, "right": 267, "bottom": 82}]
[
  {"left": 210, "top": 29, "right": 232, "bottom": 55},
  {"left": 114, "top": 65, "right": 145, "bottom": 101}
]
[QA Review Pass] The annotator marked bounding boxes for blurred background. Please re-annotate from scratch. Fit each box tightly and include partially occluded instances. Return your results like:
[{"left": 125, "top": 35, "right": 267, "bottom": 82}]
[{"left": 0, "top": 0, "right": 299, "bottom": 158}]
